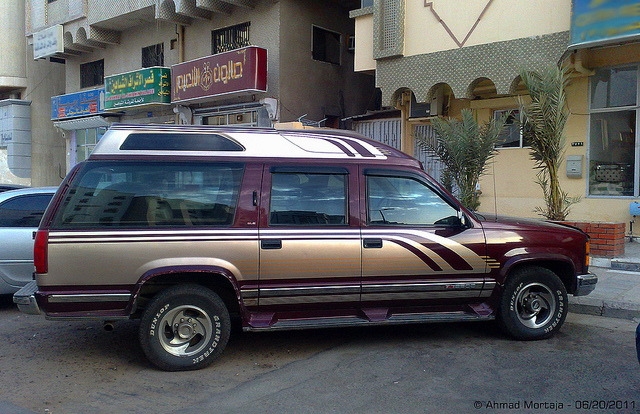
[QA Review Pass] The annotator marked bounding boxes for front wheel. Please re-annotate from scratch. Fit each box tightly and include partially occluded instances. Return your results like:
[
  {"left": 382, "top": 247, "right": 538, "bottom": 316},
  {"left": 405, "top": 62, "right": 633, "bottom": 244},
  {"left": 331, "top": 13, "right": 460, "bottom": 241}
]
[
  {"left": 139, "top": 284, "right": 231, "bottom": 371},
  {"left": 498, "top": 266, "right": 568, "bottom": 340}
]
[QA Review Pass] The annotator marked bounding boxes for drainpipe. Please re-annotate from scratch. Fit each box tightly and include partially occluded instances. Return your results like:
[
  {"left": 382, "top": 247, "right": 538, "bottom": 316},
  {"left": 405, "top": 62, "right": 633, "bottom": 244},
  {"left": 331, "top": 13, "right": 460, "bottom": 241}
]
[
  {"left": 178, "top": 24, "right": 185, "bottom": 63},
  {"left": 175, "top": 25, "right": 186, "bottom": 125}
]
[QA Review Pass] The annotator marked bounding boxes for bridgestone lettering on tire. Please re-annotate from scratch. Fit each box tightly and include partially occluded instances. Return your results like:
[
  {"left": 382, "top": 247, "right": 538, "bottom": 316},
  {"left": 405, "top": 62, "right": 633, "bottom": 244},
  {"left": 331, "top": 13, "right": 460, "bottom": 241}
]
[
  {"left": 139, "top": 285, "right": 231, "bottom": 371},
  {"left": 498, "top": 266, "right": 568, "bottom": 340}
]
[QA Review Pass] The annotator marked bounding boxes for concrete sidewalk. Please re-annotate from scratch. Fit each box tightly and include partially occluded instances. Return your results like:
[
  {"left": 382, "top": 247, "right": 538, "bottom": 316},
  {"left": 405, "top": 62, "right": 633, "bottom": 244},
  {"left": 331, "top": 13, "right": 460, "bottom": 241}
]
[{"left": 569, "top": 240, "right": 640, "bottom": 320}]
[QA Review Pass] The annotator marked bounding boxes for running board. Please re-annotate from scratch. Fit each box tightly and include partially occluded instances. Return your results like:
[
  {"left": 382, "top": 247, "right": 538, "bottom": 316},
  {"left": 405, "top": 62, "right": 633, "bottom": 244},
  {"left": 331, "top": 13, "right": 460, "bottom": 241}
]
[{"left": 245, "top": 311, "right": 495, "bottom": 332}]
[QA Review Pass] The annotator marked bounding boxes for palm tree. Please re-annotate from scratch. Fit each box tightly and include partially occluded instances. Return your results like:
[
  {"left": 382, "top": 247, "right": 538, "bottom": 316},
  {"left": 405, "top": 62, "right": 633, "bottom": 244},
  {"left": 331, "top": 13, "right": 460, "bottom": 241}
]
[
  {"left": 519, "top": 65, "right": 580, "bottom": 221},
  {"left": 416, "top": 108, "right": 506, "bottom": 211}
]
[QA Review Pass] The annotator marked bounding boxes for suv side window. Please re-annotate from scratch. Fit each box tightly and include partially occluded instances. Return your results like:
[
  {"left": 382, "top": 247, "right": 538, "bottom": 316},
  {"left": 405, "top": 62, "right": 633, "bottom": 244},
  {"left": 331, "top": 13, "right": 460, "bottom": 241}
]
[
  {"left": 366, "top": 175, "right": 459, "bottom": 226},
  {"left": 270, "top": 172, "right": 347, "bottom": 225},
  {"left": 52, "top": 162, "right": 244, "bottom": 228},
  {"left": 0, "top": 194, "right": 53, "bottom": 227}
]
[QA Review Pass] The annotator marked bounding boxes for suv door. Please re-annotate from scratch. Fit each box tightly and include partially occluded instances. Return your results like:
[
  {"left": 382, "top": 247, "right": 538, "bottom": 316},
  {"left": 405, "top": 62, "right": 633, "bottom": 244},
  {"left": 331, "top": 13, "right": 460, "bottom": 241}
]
[
  {"left": 360, "top": 168, "right": 490, "bottom": 311},
  {"left": 257, "top": 165, "right": 361, "bottom": 313}
]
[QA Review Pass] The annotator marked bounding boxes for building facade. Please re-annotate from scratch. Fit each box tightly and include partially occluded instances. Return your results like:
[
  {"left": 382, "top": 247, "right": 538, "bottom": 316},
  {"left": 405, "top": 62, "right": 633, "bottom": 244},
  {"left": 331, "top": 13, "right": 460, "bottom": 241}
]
[
  {"left": 1, "top": 0, "right": 65, "bottom": 187},
  {"left": 26, "top": 0, "right": 374, "bottom": 173},
  {"left": 351, "top": 0, "right": 640, "bottom": 236}
]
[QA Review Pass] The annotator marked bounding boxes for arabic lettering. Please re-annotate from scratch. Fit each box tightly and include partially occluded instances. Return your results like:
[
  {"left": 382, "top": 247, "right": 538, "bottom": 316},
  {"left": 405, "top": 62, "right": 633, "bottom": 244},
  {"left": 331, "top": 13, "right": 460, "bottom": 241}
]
[{"left": 175, "top": 58, "right": 244, "bottom": 96}]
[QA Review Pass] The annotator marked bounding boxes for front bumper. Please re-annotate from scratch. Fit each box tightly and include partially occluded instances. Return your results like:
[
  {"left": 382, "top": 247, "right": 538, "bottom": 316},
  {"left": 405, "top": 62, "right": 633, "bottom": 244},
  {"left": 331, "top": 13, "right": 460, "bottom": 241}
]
[
  {"left": 574, "top": 272, "right": 598, "bottom": 296},
  {"left": 13, "top": 281, "right": 41, "bottom": 315}
]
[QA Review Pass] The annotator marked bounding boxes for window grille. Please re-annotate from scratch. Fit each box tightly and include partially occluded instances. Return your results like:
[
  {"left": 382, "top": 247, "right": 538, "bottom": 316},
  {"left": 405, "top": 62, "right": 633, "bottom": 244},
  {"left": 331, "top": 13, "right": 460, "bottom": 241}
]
[
  {"left": 212, "top": 22, "right": 251, "bottom": 54},
  {"left": 80, "top": 59, "right": 104, "bottom": 89},
  {"left": 414, "top": 124, "right": 446, "bottom": 185},
  {"left": 142, "top": 43, "right": 164, "bottom": 68},
  {"left": 381, "top": 0, "right": 399, "bottom": 50}
]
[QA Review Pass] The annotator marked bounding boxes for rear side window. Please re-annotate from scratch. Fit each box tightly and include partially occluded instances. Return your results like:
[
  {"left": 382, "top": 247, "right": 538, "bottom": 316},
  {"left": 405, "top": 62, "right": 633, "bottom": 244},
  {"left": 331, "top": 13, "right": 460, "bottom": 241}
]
[
  {"left": 0, "top": 194, "right": 53, "bottom": 227},
  {"left": 52, "top": 162, "right": 244, "bottom": 228},
  {"left": 270, "top": 172, "right": 347, "bottom": 225}
]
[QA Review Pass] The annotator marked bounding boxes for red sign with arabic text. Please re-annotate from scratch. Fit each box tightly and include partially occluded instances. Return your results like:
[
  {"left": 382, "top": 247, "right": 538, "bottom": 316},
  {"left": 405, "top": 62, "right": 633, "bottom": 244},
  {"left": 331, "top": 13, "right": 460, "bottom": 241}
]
[{"left": 171, "top": 46, "right": 267, "bottom": 104}]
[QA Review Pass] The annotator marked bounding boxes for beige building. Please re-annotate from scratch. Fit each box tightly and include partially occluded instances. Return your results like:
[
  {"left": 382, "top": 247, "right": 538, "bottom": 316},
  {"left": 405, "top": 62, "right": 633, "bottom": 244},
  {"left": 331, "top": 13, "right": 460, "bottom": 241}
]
[
  {"left": 351, "top": 0, "right": 640, "bottom": 236},
  {"left": 25, "top": 0, "right": 374, "bottom": 173},
  {"left": 0, "top": 0, "right": 65, "bottom": 186}
]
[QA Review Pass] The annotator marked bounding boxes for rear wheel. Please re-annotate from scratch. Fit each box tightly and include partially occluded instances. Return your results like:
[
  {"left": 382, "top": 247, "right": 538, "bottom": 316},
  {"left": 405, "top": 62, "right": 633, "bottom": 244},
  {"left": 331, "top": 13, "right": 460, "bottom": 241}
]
[
  {"left": 139, "top": 284, "right": 230, "bottom": 371},
  {"left": 498, "top": 266, "right": 567, "bottom": 340}
]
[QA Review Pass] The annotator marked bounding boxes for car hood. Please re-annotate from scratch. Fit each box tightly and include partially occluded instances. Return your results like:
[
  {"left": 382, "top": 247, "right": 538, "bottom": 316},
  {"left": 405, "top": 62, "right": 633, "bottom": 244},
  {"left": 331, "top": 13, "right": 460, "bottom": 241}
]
[{"left": 475, "top": 212, "right": 586, "bottom": 234}]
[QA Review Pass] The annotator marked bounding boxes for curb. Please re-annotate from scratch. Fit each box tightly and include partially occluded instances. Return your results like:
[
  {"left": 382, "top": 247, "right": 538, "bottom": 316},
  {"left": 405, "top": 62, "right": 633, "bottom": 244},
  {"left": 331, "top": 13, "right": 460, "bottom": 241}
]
[{"left": 569, "top": 296, "right": 640, "bottom": 321}]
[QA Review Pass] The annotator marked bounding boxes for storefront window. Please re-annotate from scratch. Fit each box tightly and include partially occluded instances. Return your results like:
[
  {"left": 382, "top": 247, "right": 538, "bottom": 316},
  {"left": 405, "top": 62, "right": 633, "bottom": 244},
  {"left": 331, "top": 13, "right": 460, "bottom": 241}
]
[
  {"left": 589, "top": 65, "right": 638, "bottom": 197},
  {"left": 76, "top": 127, "right": 107, "bottom": 163}
]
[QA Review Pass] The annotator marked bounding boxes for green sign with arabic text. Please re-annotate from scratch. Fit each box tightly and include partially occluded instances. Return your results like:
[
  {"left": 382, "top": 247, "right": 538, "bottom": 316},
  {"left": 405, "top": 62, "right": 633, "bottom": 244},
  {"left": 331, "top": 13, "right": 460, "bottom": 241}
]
[{"left": 104, "top": 67, "right": 171, "bottom": 110}]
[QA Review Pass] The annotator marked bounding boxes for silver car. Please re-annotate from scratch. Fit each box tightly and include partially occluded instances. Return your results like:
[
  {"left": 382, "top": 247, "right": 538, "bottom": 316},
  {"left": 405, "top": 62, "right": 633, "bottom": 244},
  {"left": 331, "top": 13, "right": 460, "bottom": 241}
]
[{"left": 0, "top": 187, "right": 56, "bottom": 294}]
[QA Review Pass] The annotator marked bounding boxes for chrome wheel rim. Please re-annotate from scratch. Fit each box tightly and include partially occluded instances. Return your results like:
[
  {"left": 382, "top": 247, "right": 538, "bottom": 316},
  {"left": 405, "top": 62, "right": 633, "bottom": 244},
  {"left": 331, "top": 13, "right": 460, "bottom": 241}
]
[
  {"left": 158, "top": 305, "right": 213, "bottom": 357},
  {"left": 515, "top": 282, "right": 556, "bottom": 329}
]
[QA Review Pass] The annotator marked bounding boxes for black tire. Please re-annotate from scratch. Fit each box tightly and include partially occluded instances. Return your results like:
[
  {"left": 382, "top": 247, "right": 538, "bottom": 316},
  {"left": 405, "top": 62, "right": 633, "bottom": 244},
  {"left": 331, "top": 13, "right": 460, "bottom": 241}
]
[
  {"left": 498, "top": 266, "right": 568, "bottom": 340},
  {"left": 139, "top": 284, "right": 231, "bottom": 371}
]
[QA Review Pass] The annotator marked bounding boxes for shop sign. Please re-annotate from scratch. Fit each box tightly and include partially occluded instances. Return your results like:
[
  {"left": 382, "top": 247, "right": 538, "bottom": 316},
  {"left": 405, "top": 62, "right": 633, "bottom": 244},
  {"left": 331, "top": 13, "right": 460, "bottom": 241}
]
[
  {"left": 171, "top": 46, "right": 267, "bottom": 104},
  {"left": 51, "top": 88, "right": 105, "bottom": 120},
  {"left": 570, "top": 0, "right": 640, "bottom": 49},
  {"left": 104, "top": 67, "right": 171, "bottom": 110},
  {"left": 34, "top": 25, "right": 64, "bottom": 60}
]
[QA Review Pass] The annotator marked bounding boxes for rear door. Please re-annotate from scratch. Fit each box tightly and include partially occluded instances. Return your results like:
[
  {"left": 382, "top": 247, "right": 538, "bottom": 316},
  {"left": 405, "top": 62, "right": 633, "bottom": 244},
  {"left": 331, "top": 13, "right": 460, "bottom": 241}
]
[
  {"left": 360, "top": 168, "right": 490, "bottom": 310},
  {"left": 257, "top": 165, "right": 361, "bottom": 312}
]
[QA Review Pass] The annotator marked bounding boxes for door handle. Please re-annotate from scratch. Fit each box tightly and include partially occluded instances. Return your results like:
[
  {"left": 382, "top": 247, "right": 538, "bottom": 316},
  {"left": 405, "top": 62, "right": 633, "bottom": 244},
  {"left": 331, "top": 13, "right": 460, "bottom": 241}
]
[
  {"left": 261, "top": 239, "right": 282, "bottom": 250},
  {"left": 363, "top": 238, "right": 383, "bottom": 249}
]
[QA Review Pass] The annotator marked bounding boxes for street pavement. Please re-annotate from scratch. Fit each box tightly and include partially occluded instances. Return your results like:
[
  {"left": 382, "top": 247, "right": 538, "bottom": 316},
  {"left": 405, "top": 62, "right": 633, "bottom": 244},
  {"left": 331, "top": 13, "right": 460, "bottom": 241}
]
[{"left": 570, "top": 240, "right": 640, "bottom": 321}]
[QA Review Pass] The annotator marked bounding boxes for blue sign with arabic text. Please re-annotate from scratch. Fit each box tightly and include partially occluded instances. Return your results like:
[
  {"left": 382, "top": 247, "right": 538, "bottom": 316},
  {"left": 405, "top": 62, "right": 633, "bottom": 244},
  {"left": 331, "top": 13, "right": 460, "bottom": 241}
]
[
  {"left": 570, "top": 0, "right": 640, "bottom": 48},
  {"left": 51, "top": 88, "right": 105, "bottom": 120}
]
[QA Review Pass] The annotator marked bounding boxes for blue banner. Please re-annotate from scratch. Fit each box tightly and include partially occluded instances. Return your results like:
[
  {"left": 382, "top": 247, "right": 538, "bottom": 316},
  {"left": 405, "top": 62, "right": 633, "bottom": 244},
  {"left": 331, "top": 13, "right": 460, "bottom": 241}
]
[
  {"left": 51, "top": 88, "right": 105, "bottom": 120},
  {"left": 570, "top": 0, "right": 640, "bottom": 48}
]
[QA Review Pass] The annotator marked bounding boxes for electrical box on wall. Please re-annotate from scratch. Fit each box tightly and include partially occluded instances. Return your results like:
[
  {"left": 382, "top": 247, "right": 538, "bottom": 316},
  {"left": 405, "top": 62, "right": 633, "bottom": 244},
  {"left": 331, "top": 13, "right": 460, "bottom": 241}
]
[{"left": 566, "top": 155, "right": 583, "bottom": 178}]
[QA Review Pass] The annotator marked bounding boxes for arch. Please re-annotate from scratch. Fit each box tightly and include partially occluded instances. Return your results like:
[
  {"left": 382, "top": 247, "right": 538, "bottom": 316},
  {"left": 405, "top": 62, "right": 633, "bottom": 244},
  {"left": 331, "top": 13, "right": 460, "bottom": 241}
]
[
  {"left": 468, "top": 77, "right": 497, "bottom": 99},
  {"left": 509, "top": 75, "right": 527, "bottom": 95},
  {"left": 75, "top": 27, "right": 88, "bottom": 43},
  {"left": 63, "top": 32, "right": 74, "bottom": 48},
  {"left": 426, "top": 83, "right": 454, "bottom": 102},
  {"left": 156, "top": 0, "right": 192, "bottom": 24},
  {"left": 390, "top": 87, "right": 413, "bottom": 108}
]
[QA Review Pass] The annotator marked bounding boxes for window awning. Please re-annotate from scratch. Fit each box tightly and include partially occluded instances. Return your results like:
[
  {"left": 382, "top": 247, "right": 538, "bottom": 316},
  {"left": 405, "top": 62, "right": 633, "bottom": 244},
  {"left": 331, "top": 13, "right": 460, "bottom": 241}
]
[{"left": 53, "top": 115, "right": 115, "bottom": 131}]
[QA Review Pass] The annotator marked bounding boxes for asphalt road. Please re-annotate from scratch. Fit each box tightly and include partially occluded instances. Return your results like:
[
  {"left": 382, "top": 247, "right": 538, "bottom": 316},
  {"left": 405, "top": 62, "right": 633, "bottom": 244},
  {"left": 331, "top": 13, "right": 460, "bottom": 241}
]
[{"left": 0, "top": 295, "right": 638, "bottom": 414}]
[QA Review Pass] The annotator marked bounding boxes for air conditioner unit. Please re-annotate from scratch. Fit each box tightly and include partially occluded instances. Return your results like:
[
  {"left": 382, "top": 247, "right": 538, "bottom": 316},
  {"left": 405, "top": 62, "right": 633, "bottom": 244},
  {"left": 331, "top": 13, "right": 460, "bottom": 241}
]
[{"left": 409, "top": 93, "right": 432, "bottom": 119}]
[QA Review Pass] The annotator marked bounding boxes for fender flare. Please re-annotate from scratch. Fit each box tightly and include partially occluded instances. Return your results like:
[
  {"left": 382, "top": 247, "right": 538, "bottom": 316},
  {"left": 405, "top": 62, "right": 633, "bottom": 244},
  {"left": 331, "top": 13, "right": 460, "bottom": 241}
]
[
  {"left": 498, "top": 253, "right": 577, "bottom": 290},
  {"left": 128, "top": 265, "right": 249, "bottom": 317}
]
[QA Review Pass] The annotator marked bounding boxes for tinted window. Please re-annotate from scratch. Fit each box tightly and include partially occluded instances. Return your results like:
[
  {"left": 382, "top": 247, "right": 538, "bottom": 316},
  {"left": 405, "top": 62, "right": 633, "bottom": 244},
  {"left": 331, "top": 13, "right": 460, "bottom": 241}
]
[
  {"left": 120, "top": 133, "right": 244, "bottom": 152},
  {"left": 270, "top": 172, "right": 347, "bottom": 225},
  {"left": 0, "top": 194, "right": 53, "bottom": 227},
  {"left": 367, "top": 175, "right": 458, "bottom": 226},
  {"left": 52, "top": 162, "right": 244, "bottom": 228}
]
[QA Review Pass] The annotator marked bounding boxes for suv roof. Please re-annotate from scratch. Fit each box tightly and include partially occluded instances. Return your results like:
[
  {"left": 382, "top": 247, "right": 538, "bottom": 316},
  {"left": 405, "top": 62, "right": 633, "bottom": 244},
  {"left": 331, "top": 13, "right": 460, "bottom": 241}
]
[{"left": 91, "top": 124, "right": 418, "bottom": 166}]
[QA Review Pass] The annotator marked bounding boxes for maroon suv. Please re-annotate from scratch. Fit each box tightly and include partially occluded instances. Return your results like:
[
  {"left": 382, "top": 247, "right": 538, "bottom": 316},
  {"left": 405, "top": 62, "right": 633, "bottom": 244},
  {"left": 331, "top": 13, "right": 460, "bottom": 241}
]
[{"left": 14, "top": 125, "right": 597, "bottom": 371}]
